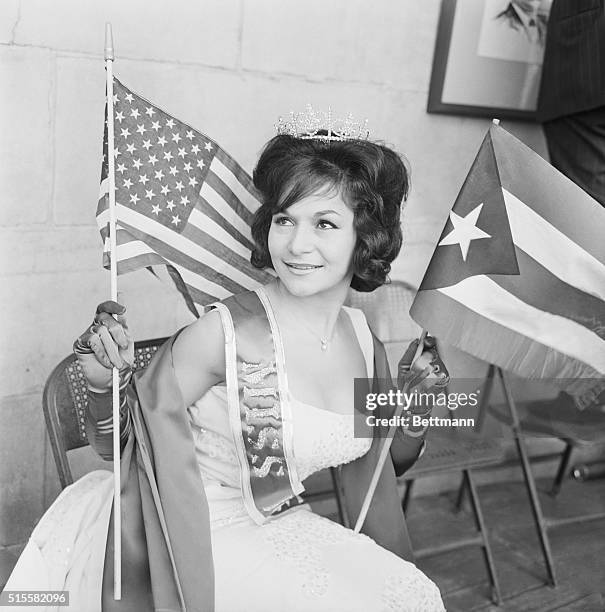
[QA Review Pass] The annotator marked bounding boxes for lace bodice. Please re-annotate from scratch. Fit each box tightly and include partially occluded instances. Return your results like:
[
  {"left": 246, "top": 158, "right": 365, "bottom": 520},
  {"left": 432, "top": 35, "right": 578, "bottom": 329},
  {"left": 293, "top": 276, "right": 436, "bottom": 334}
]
[
  {"left": 289, "top": 395, "right": 372, "bottom": 481},
  {"left": 188, "top": 386, "right": 371, "bottom": 512}
]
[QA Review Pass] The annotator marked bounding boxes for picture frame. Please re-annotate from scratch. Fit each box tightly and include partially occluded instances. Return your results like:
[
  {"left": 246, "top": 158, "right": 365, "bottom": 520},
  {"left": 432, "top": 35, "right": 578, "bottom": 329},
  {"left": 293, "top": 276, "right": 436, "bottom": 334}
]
[{"left": 427, "top": 0, "right": 553, "bottom": 121}]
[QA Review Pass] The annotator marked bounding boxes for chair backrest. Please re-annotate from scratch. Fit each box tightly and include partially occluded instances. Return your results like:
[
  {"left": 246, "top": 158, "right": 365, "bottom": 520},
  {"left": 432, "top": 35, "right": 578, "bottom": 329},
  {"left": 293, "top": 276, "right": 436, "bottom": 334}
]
[
  {"left": 42, "top": 337, "right": 169, "bottom": 489},
  {"left": 347, "top": 281, "right": 421, "bottom": 343}
]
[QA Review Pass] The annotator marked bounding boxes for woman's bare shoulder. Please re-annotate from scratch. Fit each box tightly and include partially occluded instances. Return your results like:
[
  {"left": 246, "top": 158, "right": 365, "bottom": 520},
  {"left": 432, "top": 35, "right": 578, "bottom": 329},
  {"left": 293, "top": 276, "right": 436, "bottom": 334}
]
[{"left": 172, "top": 309, "right": 226, "bottom": 405}]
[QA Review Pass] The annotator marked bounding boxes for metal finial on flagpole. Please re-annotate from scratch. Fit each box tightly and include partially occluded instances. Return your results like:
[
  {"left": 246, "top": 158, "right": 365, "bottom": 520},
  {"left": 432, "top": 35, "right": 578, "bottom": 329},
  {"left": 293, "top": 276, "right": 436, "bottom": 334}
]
[
  {"left": 492, "top": 118, "right": 500, "bottom": 126},
  {"left": 105, "top": 23, "right": 114, "bottom": 61},
  {"left": 104, "top": 21, "right": 122, "bottom": 601}
]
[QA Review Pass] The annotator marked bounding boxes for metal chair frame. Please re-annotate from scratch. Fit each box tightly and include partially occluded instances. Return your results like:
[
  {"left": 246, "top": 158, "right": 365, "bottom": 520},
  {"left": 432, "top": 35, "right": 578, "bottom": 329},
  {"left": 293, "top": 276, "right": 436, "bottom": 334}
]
[
  {"left": 401, "top": 408, "right": 506, "bottom": 605},
  {"left": 471, "top": 364, "right": 605, "bottom": 588}
]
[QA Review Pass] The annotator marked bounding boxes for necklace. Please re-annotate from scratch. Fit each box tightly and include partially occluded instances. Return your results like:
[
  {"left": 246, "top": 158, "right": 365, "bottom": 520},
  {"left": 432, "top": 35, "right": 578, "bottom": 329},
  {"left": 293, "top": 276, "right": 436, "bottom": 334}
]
[
  {"left": 266, "top": 284, "right": 340, "bottom": 351},
  {"left": 292, "top": 313, "right": 339, "bottom": 351}
]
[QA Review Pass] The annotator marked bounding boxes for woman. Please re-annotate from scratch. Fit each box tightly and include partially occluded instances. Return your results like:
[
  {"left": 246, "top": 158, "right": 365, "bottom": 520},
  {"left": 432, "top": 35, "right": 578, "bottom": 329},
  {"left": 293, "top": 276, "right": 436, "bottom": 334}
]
[{"left": 8, "top": 123, "right": 446, "bottom": 611}]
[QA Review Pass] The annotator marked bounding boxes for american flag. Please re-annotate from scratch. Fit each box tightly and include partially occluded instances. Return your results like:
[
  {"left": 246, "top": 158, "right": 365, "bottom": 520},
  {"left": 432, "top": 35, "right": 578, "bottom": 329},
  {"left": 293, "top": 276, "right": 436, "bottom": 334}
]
[{"left": 97, "top": 77, "right": 272, "bottom": 315}]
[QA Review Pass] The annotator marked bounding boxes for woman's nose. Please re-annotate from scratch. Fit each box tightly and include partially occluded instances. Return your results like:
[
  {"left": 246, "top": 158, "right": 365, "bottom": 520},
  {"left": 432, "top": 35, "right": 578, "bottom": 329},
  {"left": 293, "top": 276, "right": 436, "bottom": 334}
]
[{"left": 288, "top": 225, "right": 314, "bottom": 254}]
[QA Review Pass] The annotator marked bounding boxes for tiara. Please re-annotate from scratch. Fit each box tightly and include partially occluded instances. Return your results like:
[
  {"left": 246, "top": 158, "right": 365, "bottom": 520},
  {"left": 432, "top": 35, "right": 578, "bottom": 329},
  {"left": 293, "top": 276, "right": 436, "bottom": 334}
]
[{"left": 276, "top": 105, "right": 370, "bottom": 142}]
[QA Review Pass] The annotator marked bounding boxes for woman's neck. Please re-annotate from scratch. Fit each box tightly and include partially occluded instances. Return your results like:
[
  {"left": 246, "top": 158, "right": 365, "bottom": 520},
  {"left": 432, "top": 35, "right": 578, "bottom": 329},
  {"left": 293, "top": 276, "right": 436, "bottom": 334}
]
[{"left": 265, "top": 279, "right": 350, "bottom": 340}]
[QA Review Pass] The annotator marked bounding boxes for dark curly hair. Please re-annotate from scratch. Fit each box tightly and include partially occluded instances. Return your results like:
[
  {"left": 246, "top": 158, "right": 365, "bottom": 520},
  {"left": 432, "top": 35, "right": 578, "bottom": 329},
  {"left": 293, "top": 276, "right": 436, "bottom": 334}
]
[{"left": 250, "top": 134, "right": 410, "bottom": 292}]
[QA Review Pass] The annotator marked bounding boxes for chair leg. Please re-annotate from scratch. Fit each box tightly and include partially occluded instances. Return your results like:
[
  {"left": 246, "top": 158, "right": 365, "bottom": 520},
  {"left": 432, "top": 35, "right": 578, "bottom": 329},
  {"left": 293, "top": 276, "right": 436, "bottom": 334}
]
[
  {"left": 464, "top": 470, "right": 502, "bottom": 606},
  {"left": 474, "top": 364, "right": 495, "bottom": 434},
  {"left": 454, "top": 473, "right": 467, "bottom": 513},
  {"left": 550, "top": 442, "right": 573, "bottom": 497},
  {"left": 330, "top": 467, "right": 349, "bottom": 528},
  {"left": 499, "top": 369, "right": 557, "bottom": 587},
  {"left": 402, "top": 479, "right": 415, "bottom": 513}
]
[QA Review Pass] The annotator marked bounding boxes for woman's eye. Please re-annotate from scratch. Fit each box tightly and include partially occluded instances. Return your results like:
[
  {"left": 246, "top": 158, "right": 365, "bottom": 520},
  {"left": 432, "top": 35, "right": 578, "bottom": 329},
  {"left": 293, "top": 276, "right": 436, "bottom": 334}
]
[
  {"left": 273, "top": 216, "right": 293, "bottom": 226},
  {"left": 317, "top": 220, "right": 337, "bottom": 230}
]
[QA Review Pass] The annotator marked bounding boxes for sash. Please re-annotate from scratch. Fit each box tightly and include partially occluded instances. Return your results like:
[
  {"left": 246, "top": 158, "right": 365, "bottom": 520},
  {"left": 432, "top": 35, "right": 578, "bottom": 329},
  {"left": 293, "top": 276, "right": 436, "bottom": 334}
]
[
  {"left": 100, "top": 331, "right": 214, "bottom": 612},
  {"left": 211, "top": 288, "right": 304, "bottom": 524}
]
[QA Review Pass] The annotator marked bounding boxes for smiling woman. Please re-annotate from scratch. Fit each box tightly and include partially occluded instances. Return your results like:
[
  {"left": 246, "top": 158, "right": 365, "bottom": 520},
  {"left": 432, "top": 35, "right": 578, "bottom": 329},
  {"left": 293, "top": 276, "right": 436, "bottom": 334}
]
[
  {"left": 7, "top": 111, "right": 448, "bottom": 612},
  {"left": 251, "top": 133, "right": 408, "bottom": 293}
]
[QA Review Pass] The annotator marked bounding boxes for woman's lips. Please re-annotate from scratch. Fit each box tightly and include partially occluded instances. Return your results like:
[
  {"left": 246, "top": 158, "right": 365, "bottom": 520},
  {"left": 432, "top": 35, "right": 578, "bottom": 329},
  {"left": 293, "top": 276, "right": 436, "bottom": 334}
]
[{"left": 284, "top": 262, "right": 323, "bottom": 273}]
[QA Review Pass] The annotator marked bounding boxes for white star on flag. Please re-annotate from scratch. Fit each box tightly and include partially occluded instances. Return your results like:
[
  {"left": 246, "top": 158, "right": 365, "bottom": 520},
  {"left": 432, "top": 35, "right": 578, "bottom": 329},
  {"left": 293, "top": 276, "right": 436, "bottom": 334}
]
[{"left": 438, "top": 203, "right": 491, "bottom": 261}]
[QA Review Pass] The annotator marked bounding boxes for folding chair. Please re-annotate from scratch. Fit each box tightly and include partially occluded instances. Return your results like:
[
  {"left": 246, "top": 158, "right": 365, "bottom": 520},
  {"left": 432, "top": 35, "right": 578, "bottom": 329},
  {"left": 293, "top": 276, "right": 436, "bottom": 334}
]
[
  {"left": 42, "top": 337, "right": 348, "bottom": 523},
  {"left": 42, "top": 337, "right": 169, "bottom": 488},
  {"left": 480, "top": 364, "right": 605, "bottom": 587},
  {"left": 401, "top": 426, "right": 506, "bottom": 605}
]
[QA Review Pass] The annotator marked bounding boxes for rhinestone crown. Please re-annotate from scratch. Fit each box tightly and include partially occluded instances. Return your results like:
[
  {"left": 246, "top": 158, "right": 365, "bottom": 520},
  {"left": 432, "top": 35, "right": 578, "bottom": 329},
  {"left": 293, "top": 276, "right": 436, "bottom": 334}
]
[{"left": 276, "top": 105, "right": 370, "bottom": 142}]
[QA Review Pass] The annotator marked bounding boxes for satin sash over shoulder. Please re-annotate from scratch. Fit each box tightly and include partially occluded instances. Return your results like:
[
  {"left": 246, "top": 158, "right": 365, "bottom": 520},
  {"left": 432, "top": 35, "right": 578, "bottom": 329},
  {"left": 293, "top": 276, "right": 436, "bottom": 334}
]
[{"left": 210, "top": 289, "right": 305, "bottom": 523}]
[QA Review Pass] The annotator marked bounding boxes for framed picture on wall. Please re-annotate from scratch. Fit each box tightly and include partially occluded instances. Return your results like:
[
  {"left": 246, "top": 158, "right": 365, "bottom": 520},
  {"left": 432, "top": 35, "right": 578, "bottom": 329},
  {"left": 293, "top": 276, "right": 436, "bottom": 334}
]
[{"left": 428, "top": 0, "right": 553, "bottom": 121}]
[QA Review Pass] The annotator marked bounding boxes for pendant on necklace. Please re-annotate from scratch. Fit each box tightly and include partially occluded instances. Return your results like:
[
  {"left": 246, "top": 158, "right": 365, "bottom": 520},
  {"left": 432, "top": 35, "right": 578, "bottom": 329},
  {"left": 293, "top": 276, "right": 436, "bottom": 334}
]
[{"left": 320, "top": 339, "right": 328, "bottom": 351}]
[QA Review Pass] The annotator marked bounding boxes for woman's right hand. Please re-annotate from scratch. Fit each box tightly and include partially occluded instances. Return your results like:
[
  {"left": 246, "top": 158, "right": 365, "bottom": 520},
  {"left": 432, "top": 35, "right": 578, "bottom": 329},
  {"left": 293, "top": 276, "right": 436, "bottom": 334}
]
[{"left": 73, "top": 301, "right": 134, "bottom": 392}]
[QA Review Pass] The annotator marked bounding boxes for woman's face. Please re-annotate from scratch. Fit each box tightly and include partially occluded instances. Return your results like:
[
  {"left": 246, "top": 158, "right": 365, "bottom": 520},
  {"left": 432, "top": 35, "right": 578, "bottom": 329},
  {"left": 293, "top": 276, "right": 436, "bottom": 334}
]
[{"left": 268, "top": 190, "right": 357, "bottom": 298}]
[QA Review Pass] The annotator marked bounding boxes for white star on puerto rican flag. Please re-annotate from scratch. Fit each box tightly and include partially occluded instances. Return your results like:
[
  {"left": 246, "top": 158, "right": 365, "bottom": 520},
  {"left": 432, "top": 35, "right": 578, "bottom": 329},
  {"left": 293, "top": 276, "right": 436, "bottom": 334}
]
[{"left": 438, "top": 203, "right": 492, "bottom": 262}]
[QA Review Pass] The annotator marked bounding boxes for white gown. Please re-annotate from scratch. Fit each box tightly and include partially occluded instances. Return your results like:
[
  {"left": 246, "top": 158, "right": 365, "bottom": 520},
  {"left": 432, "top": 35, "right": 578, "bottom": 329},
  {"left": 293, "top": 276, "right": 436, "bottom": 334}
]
[
  {"left": 190, "top": 386, "right": 445, "bottom": 612},
  {"left": 187, "top": 305, "right": 444, "bottom": 612},
  {"left": 5, "top": 309, "right": 445, "bottom": 612}
]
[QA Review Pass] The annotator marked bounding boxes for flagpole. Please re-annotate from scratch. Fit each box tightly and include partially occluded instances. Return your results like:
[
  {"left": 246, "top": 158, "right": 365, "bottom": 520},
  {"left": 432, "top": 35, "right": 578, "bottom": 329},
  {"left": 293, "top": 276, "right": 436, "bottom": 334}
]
[
  {"left": 354, "top": 330, "right": 427, "bottom": 534},
  {"left": 104, "top": 22, "right": 122, "bottom": 601}
]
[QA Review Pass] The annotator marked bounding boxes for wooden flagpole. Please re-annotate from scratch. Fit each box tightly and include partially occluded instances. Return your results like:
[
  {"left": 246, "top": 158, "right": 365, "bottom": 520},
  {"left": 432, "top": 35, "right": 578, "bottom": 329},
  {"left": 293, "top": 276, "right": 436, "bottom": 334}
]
[
  {"left": 354, "top": 330, "right": 427, "bottom": 534},
  {"left": 104, "top": 22, "right": 122, "bottom": 600}
]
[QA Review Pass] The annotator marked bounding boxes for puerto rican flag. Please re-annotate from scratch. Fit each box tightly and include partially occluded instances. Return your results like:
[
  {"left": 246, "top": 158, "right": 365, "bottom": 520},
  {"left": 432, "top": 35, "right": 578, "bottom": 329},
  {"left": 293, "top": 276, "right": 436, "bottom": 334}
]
[{"left": 411, "top": 123, "right": 605, "bottom": 409}]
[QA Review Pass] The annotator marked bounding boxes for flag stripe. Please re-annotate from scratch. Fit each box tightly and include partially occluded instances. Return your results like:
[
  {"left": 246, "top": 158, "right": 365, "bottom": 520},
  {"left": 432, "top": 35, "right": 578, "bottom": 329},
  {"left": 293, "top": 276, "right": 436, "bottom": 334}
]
[
  {"left": 205, "top": 170, "right": 254, "bottom": 226},
  {"left": 214, "top": 149, "right": 259, "bottom": 212},
  {"left": 181, "top": 223, "right": 270, "bottom": 283},
  {"left": 411, "top": 288, "right": 603, "bottom": 395},
  {"left": 116, "top": 235, "right": 158, "bottom": 256},
  {"left": 188, "top": 207, "right": 253, "bottom": 260},
  {"left": 99, "top": 177, "right": 109, "bottom": 200},
  {"left": 491, "top": 247, "right": 605, "bottom": 337},
  {"left": 193, "top": 198, "right": 256, "bottom": 253},
  {"left": 116, "top": 252, "right": 167, "bottom": 274},
  {"left": 116, "top": 205, "right": 258, "bottom": 291},
  {"left": 436, "top": 275, "right": 605, "bottom": 373},
  {"left": 203, "top": 167, "right": 255, "bottom": 226},
  {"left": 177, "top": 267, "right": 232, "bottom": 300},
  {"left": 126, "top": 227, "right": 248, "bottom": 297},
  {"left": 492, "top": 125, "right": 605, "bottom": 261},
  {"left": 503, "top": 188, "right": 605, "bottom": 301},
  {"left": 199, "top": 181, "right": 256, "bottom": 244}
]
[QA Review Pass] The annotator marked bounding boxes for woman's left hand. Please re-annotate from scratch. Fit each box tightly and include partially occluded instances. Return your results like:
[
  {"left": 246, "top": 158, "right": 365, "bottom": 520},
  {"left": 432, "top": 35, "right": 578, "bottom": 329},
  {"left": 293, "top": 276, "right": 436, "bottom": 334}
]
[{"left": 397, "top": 335, "right": 449, "bottom": 392}]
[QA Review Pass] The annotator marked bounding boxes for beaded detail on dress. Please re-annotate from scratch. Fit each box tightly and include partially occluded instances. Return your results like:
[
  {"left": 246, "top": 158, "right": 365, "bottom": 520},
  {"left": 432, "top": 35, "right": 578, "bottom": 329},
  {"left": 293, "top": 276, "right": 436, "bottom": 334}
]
[
  {"left": 190, "top": 387, "right": 372, "bottom": 491},
  {"left": 189, "top": 386, "right": 372, "bottom": 529}
]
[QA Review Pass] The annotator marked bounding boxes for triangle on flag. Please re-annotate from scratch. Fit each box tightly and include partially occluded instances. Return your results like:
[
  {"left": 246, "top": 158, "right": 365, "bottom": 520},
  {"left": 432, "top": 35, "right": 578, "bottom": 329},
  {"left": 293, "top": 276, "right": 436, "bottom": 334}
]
[{"left": 420, "top": 131, "right": 519, "bottom": 291}]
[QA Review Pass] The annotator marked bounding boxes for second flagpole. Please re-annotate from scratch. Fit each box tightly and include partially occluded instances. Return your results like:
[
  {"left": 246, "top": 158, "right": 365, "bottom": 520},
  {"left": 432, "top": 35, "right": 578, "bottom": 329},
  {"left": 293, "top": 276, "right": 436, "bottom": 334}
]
[
  {"left": 354, "top": 330, "right": 427, "bottom": 534},
  {"left": 104, "top": 22, "right": 122, "bottom": 601}
]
